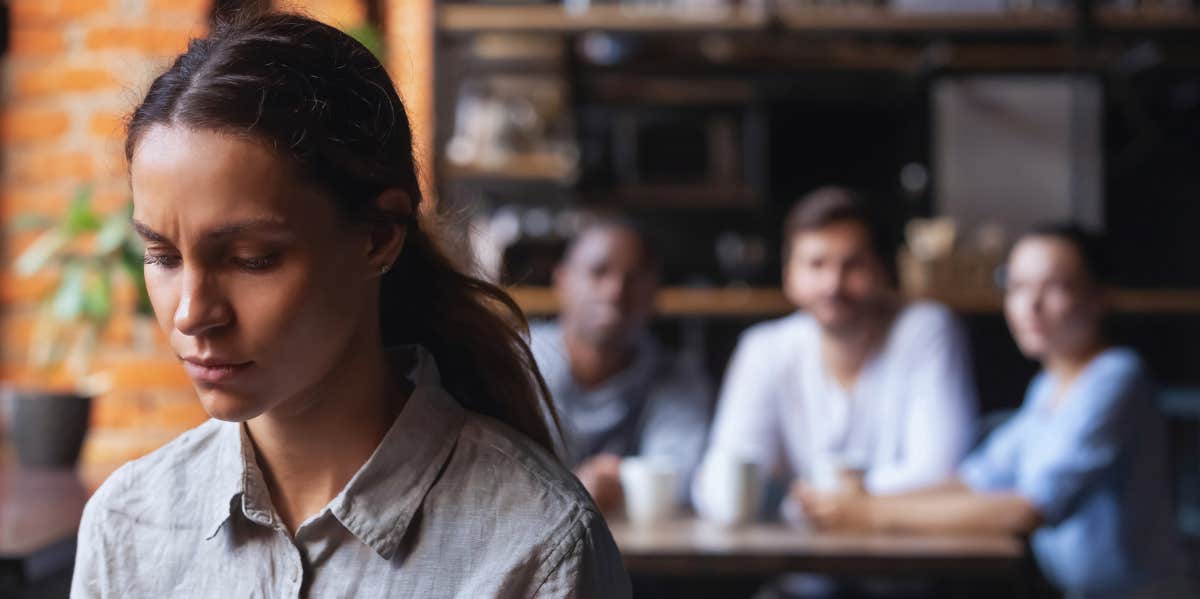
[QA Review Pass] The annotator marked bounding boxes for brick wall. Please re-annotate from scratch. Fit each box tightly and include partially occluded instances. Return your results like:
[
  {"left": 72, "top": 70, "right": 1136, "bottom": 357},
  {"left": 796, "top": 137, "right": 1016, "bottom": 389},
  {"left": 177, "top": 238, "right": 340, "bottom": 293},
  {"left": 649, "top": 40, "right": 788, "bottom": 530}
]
[{"left": 1, "top": 0, "right": 430, "bottom": 477}]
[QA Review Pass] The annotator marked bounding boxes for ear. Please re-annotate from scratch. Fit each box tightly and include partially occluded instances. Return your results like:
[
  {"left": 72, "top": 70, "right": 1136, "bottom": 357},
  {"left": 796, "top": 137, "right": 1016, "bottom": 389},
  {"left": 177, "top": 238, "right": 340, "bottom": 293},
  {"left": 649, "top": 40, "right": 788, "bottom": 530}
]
[{"left": 366, "top": 188, "right": 412, "bottom": 276}]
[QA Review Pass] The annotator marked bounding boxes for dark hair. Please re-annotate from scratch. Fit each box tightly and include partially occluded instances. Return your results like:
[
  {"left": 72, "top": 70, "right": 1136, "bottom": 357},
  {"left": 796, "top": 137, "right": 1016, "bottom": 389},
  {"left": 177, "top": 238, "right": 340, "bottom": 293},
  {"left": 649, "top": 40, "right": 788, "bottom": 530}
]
[
  {"left": 1018, "top": 223, "right": 1111, "bottom": 285},
  {"left": 126, "top": 12, "right": 560, "bottom": 452},
  {"left": 561, "top": 212, "right": 662, "bottom": 273},
  {"left": 782, "top": 186, "right": 894, "bottom": 278}
]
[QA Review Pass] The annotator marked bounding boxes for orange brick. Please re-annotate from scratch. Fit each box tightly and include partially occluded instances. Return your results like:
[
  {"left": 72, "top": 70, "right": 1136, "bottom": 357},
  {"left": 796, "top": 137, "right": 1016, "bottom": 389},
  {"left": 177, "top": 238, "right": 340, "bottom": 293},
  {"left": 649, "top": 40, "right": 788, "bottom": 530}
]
[
  {"left": 1, "top": 188, "right": 76, "bottom": 219},
  {"left": 104, "top": 357, "right": 190, "bottom": 390},
  {"left": 0, "top": 272, "right": 57, "bottom": 303},
  {"left": 0, "top": 107, "right": 70, "bottom": 143},
  {"left": 11, "top": 0, "right": 110, "bottom": 23},
  {"left": 89, "top": 112, "right": 127, "bottom": 140},
  {"left": 85, "top": 25, "right": 199, "bottom": 55},
  {"left": 5, "top": 151, "right": 94, "bottom": 185},
  {"left": 10, "top": 26, "right": 66, "bottom": 56},
  {"left": 91, "top": 389, "right": 203, "bottom": 428},
  {"left": 15, "top": 65, "right": 119, "bottom": 98},
  {"left": 148, "top": 0, "right": 210, "bottom": 15}
]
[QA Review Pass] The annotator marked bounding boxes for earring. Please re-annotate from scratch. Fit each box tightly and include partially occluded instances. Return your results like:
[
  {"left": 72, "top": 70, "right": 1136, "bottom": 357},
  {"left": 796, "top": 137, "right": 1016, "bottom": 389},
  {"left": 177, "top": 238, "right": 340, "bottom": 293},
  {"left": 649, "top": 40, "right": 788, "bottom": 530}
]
[{"left": 380, "top": 263, "right": 392, "bottom": 275}]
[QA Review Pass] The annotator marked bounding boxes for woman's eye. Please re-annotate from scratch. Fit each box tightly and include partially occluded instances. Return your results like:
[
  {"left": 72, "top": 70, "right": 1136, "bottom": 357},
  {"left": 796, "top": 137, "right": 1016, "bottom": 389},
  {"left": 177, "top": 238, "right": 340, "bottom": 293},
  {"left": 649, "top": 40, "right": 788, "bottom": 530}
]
[
  {"left": 233, "top": 254, "right": 279, "bottom": 271},
  {"left": 143, "top": 253, "right": 181, "bottom": 269}
]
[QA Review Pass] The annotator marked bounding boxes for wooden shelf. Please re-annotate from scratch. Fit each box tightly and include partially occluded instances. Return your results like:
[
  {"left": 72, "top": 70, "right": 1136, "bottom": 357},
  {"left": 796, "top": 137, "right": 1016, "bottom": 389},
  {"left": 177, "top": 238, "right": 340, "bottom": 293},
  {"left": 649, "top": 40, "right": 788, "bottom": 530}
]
[
  {"left": 1097, "top": 7, "right": 1200, "bottom": 30},
  {"left": 438, "top": 4, "right": 767, "bottom": 34},
  {"left": 438, "top": 4, "right": 1200, "bottom": 35},
  {"left": 507, "top": 286, "right": 1200, "bottom": 318},
  {"left": 776, "top": 7, "right": 1071, "bottom": 33}
]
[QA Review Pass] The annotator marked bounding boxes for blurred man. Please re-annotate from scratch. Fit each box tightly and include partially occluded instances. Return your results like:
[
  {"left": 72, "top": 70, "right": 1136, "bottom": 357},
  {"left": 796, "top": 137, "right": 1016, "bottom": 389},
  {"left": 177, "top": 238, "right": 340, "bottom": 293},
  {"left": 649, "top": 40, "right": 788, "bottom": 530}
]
[
  {"left": 693, "top": 187, "right": 978, "bottom": 522},
  {"left": 531, "top": 216, "right": 711, "bottom": 513}
]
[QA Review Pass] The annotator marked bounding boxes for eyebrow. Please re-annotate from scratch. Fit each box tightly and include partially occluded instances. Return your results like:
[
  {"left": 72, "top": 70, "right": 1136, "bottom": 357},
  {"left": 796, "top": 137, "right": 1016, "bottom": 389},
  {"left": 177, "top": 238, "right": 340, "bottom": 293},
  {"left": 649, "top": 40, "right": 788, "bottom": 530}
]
[{"left": 131, "top": 218, "right": 291, "bottom": 244}]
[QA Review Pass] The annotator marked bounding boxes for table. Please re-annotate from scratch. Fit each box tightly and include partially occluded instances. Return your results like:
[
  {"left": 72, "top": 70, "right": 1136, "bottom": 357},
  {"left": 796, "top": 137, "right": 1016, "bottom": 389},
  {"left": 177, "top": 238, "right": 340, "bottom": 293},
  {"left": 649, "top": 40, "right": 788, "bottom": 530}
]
[
  {"left": 609, "top": 517, "right": 1028, "bottom": 581},
  {"left": 0, "top": 467, "right": 87, "bottom": 591}
]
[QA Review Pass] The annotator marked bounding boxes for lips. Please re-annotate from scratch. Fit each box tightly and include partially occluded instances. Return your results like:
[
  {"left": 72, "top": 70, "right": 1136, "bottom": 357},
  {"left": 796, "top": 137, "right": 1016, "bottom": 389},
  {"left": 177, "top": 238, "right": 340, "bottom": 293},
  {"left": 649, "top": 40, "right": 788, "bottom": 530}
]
[{"left": 181, "top": 357, "right": 254, "bottom": 384}]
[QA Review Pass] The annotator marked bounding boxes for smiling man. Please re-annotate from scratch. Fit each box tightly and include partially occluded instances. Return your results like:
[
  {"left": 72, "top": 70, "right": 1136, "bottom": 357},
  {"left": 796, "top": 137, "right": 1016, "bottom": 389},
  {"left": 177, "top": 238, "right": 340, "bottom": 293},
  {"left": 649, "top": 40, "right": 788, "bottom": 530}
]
[
  {"left": 530, "top": 216, "right": 711, "bottom": 514},
  {"left": 693, "top": 187, "right": 978, "bottom": 521}
]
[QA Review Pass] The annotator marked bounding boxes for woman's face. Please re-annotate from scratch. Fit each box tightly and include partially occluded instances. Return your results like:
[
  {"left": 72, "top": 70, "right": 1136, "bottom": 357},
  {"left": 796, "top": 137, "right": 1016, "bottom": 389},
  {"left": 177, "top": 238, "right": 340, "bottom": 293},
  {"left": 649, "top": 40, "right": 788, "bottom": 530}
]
[
  {"left": 1004, "top": 236, "right": 1102, "bottom": 361},
  {"left": 130, "top": 125, "right": 377, "bottom": 422}
]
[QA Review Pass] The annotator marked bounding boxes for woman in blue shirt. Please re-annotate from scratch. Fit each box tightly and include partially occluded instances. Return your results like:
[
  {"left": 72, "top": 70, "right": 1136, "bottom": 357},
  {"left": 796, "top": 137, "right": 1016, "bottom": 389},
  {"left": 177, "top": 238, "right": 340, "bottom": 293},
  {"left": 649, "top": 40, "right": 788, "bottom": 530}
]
[{"left": 797, "top": 224, "right": 1195, "bottom": 598}]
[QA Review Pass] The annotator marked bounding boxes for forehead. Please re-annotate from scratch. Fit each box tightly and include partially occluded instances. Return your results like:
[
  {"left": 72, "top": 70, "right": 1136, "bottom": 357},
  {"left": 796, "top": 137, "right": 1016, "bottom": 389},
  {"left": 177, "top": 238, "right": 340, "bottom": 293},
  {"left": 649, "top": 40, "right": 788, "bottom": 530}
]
[
  {"left": 130, "top": 125, "right": 323, "bottom": 232},
  {"left": 790, "top": 220, "right": 872, "bottom": 257},
  {"left": 565, "top": 227, "right": 648, "bottom": 266},
  {"left": 1008, "top": 237, "right": 1085, "bottom": 279}
]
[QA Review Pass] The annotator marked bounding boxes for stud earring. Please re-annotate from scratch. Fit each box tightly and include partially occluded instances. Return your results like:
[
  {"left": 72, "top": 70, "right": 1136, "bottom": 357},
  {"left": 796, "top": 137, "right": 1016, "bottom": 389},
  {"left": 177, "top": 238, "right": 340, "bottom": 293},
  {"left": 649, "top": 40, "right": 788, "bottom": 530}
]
[{"left": 380, "top": 263, "right": 391, "bottom": 275}]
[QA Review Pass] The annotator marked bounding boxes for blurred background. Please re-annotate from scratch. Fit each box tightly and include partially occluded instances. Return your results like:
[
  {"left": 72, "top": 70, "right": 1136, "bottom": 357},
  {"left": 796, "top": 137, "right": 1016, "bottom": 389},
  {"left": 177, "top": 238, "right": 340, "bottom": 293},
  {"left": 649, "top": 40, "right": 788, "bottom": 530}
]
[{"left": 1, "top": 0, "right": 1199, "bottom": 596}]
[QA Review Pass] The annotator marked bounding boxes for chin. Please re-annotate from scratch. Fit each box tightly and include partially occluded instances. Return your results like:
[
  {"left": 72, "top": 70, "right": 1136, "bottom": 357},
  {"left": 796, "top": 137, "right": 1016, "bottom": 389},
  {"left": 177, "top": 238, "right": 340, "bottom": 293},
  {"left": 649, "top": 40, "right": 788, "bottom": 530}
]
[{"left": 196, "top": 387, "right": 269, "bottom": 423}]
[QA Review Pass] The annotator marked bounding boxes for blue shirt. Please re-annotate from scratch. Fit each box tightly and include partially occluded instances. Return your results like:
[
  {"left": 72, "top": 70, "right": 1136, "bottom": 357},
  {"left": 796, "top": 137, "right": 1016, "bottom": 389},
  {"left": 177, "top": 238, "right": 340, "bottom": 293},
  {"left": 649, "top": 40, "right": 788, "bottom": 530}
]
[{"left": 961, "top": 348, "right": 1190, "bottom": 598}]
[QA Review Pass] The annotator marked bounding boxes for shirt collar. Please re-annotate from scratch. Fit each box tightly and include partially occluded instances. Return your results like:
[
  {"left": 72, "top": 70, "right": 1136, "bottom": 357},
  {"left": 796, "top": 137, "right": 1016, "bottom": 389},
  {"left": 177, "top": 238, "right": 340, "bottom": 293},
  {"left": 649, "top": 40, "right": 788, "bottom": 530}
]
[{"left": 202, "top": 345, "right": 467, "bottom": 560}]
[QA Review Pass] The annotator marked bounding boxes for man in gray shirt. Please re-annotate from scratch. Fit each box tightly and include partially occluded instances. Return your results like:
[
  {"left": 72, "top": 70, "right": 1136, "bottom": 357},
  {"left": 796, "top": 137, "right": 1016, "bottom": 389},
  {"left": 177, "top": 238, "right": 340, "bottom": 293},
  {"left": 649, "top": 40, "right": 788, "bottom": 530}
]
[{"left": 530, "top": 217, "right": 711, "bottom": 514}]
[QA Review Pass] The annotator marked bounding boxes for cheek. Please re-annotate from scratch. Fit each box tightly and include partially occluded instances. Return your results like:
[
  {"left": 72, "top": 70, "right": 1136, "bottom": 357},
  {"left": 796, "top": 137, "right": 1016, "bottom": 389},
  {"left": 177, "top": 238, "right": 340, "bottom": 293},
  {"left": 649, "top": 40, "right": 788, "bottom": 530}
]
[
  {"left": 145, "top": 269, "right": 180, "bottom": 331},
  {"left": 237, "top": 257, "right": 364, "bottom": 354}
]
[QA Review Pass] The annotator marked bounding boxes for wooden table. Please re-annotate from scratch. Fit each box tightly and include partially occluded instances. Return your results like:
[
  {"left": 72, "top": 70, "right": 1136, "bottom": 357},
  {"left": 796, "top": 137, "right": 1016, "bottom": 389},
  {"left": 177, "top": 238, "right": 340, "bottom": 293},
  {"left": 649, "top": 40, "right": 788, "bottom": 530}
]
[
  {"left": 609, "top": 518, "right": 1027, "bottom": 580},
  {"left": 0, "top": 466, "right": 87, "bottom": 590}
]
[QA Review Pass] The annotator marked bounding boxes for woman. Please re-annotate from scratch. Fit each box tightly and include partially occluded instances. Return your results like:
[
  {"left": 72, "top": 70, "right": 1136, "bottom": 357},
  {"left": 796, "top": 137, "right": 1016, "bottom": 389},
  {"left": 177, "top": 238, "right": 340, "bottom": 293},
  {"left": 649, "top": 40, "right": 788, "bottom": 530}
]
[
  {"left": 71, "top": 12, "right": 629, "bottom": 598},
  {"left": 798, "top": 224, "right": 1195, "bottom": 598}
]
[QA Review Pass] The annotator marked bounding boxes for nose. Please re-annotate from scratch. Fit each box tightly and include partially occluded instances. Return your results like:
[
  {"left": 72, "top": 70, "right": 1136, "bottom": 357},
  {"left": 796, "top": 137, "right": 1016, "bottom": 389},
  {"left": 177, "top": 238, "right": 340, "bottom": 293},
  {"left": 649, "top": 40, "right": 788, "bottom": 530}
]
[{"left": 174, "top": 266, "right": 233, "bottom": 337}]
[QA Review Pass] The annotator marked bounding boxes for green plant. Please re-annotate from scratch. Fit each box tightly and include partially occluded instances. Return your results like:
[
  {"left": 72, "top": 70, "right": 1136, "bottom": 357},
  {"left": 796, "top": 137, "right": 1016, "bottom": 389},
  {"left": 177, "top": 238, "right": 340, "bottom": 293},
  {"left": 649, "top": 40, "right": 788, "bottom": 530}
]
[{"left": 13, "top": 185, "right": 150, "bottom": 384}]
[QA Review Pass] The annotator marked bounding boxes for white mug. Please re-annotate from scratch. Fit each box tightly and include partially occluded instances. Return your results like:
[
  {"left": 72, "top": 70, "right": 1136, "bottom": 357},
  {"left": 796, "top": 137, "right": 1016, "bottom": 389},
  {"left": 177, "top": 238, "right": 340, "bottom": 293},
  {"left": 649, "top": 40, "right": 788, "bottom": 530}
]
[
  {"left": 703, "top": 452, "right": 759, "bottom": 527},
  {"left": 619, "top": 457, "right": 679, "bottom": 527}
]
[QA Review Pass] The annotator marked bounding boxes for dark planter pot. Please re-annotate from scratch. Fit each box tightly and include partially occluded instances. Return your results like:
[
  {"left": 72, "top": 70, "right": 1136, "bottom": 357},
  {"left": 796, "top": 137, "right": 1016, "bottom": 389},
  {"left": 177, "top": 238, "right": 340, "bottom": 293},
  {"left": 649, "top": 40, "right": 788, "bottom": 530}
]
[{"left": 8, "top": 390, "right": 92, "bottom": 468}]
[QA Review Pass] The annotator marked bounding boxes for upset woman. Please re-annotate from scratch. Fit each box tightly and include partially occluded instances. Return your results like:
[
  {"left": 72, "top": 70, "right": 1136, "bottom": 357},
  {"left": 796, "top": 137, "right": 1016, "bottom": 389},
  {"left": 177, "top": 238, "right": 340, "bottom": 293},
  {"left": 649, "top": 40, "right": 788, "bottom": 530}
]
[{"left": 71, "top": 12, "right": 629, "bottom": 598}]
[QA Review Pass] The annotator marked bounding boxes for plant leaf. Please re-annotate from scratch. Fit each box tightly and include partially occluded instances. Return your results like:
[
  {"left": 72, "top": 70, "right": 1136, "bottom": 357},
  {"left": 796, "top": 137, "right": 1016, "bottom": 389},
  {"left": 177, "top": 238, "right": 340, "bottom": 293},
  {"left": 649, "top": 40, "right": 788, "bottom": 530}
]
[
  {"left": 95, "top": 209, "right": 131, "bottom": 254},
  {"left": 14, "top": 229, "right": 68, "bottom": 276},
  {"left": 82, "top": 268, "right": 113, "bottom": 323},
  {"left": 8, "top": 213, "right": 55, "bottom": 232},
  {"left": 64, "top": 185, "right": 100, "bottom": 234},
  {"left": 52, "top": 261, "right": 87, "bottom": 321}
]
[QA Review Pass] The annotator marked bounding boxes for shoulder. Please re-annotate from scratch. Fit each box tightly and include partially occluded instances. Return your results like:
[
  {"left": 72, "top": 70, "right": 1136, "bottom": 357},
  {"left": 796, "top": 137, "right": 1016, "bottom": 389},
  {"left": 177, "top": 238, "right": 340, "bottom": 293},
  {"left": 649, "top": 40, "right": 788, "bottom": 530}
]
[
  {"left": 82, "top": 419, "right": 227, "bottom": 528},
  {"left": 1083, "top": 347, "right": 1154, "bottom": 400},
  {"left": 434, "top": 412, "right": 600, "bottom": 526},
  {"left": 734, "top": 312, "right": 812, "bottom": 356},
  {"left": 529, "top": 320, "right": 562, "bottom": 350},
  {"left": 889, "top": 301, "right": 966, "bottom": 348}
]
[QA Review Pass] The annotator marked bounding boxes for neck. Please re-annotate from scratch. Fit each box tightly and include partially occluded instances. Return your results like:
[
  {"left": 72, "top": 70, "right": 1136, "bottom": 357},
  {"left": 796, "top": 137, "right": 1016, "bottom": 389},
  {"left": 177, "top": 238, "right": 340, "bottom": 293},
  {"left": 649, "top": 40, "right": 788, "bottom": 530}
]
[
  {"left": 820, "top": 301, "right": 897, "bottom": 390},
  {"left": 563, "top": 327, "right": 635, "bottom": 390},
  {"left": 245, "top": 325, "right": 410, "bottom": 535},
  {"left": 1045, "top": 337, "right": 1107, "bottom": 385}
]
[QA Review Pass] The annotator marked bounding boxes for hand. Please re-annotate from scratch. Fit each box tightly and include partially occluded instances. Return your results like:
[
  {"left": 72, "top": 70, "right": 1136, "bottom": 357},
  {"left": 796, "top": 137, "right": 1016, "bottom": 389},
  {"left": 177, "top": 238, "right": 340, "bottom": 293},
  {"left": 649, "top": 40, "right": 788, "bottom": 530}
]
[
  {"left": 575, "top": 454, "right": 624, "bottom": 514},
  {"left": 791, "top": 482, "right": 874, "bottom": 531}
]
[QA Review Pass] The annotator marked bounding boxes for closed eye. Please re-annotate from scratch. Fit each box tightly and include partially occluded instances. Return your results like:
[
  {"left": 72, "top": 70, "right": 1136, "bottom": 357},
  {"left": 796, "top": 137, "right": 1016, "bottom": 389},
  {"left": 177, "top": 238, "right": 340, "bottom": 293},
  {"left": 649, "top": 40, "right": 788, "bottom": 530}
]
[
  {"left": 143, "top": 253, "right": 181, "bottom": 269},
  {"left": 233, "top": 254, "right": 280, "bottom": 272}
]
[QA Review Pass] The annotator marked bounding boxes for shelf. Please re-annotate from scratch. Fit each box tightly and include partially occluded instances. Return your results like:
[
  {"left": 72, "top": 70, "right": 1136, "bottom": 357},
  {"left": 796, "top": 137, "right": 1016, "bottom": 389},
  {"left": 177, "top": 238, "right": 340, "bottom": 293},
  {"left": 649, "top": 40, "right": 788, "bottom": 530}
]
[
  {"left": 438, "top": 4, "right": 1200, "bottom": 35},
  {"left": 1097, "top": 7, "right": 1200, "bottom": 30},
  {"left": 775, "top": 7, "right": 1071, "bottom": 33},
  {"left": 438, "top": 4, "right": 768, "bottom": 34},
  {"left": 507, "top": 286, "right": 1200, "bottom": 318}
]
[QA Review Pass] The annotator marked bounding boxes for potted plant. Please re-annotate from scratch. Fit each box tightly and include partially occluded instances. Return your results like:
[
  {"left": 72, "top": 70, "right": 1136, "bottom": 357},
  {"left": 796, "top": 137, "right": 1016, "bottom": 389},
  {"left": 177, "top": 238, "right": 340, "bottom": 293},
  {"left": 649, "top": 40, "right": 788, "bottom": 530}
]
[{"left": 4, "top": 186, "right": 149, "bottom": 468}]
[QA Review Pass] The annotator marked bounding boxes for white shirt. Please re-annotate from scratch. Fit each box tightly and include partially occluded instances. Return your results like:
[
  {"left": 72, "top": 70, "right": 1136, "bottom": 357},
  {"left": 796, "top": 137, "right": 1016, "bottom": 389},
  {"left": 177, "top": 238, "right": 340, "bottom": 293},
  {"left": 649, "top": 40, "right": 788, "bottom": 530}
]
[{"left": 693, "top": 302, "right": 978, "bottom": 519}]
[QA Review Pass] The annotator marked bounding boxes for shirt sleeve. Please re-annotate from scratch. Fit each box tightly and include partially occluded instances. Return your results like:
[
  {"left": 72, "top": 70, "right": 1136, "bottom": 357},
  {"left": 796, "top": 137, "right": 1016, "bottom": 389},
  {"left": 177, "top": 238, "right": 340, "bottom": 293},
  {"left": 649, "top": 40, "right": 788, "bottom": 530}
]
[
  {"left": 692, "top": 325, "right": 784, "bottom": 519},
  {"left": 1016, "top": 354, "right": 1149, "bottom": 525},
  {"left": 960, "top": 400, "right": 1034, "bottom": 492},
  {"left": 533, "top": 511, "right": 631, "bottom": 599},
  {"left": 865, "top": 310, "right": 979, "bottom": 495},
  {"left": 637, "top": 356, "right": 713, "bottom": 504}
]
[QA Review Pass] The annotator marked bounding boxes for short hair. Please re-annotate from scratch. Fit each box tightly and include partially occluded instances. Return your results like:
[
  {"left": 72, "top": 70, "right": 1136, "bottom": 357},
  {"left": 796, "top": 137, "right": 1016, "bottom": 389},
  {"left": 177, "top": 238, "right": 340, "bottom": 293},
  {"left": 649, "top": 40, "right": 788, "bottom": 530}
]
[
  {"left": 782, "top": 186, "right": 891, "bottom": 268},
  {"left": 562, "top": 212, "right": 662, "bottom": 272},
  {"left": 1019, "top": 222, "right": 1111, "bottom": 284}
]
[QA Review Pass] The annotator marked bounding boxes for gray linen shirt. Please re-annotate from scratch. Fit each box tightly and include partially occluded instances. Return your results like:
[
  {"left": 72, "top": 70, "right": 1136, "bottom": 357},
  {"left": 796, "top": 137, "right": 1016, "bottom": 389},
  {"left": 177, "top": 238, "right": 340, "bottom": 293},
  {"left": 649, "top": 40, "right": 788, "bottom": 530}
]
[{"left": 71, "top": 346, "right": 631, "bottom": 598}]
